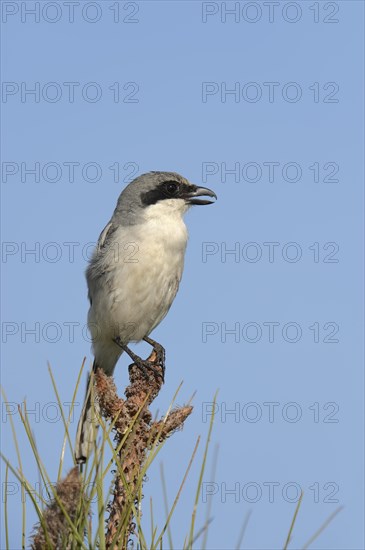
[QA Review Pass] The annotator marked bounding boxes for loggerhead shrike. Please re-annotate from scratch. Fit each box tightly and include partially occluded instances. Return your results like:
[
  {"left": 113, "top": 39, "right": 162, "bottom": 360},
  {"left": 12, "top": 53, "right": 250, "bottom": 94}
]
[{"left": 75, "top": 171, "right": 217, "bottom": 463}]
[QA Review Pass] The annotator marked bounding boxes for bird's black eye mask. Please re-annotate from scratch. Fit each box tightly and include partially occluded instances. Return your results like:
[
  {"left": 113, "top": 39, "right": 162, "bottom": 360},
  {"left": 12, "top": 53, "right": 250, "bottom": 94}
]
[{"left": 140, "top": 180, "right": 193, "bottom": 206}]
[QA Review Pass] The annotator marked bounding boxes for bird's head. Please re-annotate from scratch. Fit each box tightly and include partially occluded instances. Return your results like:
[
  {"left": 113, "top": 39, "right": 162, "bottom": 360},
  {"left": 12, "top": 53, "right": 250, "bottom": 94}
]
[{"left": 115, "top": 171, "right": 217, "bottom": 224}]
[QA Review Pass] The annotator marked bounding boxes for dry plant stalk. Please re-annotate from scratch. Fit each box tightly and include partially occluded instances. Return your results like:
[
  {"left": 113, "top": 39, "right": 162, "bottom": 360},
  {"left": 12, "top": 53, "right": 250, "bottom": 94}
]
[
  {"left": 95, "top": 350, "right": 193, "bottom": 549},
  {"left": 30, "top": 351, "right": 192, "bottom": 549},
  {"left": 31, "top": 466, "right": 82, "bottom": 549}
]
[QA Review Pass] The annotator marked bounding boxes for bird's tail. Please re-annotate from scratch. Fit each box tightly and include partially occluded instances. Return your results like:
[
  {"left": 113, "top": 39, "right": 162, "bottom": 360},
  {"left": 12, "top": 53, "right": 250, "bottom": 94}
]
[{"left": 75, "top": 360, "right": 100, "bottom": 465}]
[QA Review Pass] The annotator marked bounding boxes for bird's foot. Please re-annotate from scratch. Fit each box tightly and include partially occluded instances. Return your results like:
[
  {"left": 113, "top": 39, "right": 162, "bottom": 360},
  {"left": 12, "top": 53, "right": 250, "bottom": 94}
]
[
  {"left": 113, "top": 336, "right": 164, "bottom": 383},
  {"left": 143, "top": 336, "right": 166, "bottom": 381},
  {"left": 129, "top": 357, "right": 164, "bottom": 383}
]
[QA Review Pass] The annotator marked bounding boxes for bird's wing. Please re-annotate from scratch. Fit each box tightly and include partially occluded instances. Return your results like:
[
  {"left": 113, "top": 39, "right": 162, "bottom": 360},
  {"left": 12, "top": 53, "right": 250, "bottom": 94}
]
[
  {"left": 96, "top": 221, "right": 114, "bottom": 253},
  {"left": 86, "top": 221, "right": 116, "bottom": 305}
]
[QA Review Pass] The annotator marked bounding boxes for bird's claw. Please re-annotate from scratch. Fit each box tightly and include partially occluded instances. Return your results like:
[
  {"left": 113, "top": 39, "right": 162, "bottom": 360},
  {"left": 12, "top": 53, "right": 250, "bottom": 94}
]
[
  {"left": 143, "top": 336, "right": 166, "bottom": 381},
  {"left": 152, "top": 345, "right": 165, "bottom": 375},
  {"left": 129, "top": 358, "right": 164, "bottom": 383},
  {"left": 113, "top": 336, "right": 165, "bottom": 383}
]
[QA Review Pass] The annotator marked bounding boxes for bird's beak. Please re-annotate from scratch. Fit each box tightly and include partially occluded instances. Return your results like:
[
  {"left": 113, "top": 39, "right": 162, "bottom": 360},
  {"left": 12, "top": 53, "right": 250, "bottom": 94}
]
[{"left": 186, "top": 186, "right": 217, "bottom": 205}]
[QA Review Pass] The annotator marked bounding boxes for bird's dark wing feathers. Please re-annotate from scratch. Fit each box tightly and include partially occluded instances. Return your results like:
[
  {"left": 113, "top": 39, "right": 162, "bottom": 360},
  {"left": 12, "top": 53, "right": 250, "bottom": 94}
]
[
  {"left": 97, "top": 221, "right": 116, "bottom": 252},
  {"left": 87, "top": 222, "right": 117, "bottom": 305}
]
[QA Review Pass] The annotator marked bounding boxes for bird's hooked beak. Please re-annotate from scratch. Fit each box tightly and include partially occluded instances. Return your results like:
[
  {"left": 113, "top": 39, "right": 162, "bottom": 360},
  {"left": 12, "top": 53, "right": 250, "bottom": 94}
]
[{"left": 186, "top": 185, "right": 217, "bottom": 205}]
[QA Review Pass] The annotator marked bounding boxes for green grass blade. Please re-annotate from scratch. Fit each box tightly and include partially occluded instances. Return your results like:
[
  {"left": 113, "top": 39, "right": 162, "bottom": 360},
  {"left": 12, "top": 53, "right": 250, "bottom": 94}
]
[
  {"left": 188, "top": 391, "right": 217, "bottom": 549},
  {"left": 283, "top": 491, "right": 304, "bottom": 549},
  {"left": 0, "top": 454, "right": 53, "bottom": 549},
  {"left": 191, "top": 517, "right": 214, "bottom": 546},
  {"left": 149, "top": 497, "right": 158, "bottom": 549},
  {"left": 48, "top": 363, "right": 76, "bottom": 477},
  {"left": 235, "top": 510, "right": 252, "bottom": 550},
  {"left": 301, "top": 506, "right": 343, "bottom": 549},
  {"left": 155, "top": 437, "right": 200, "bottom": 549},
  {"left": 96, "top": 442, "right": 106, "bottom": 550},
  {"left": 17, "top": 405, "right": 87, "bottom": 548},
  {"left": 4, "top": 463, "right": 9, "bottom": 549},
  {"left": 19, "top": 401, "right": 52, "bottom": 500},
  {"left": 201, "top": 443, "right": 219, "bottom": 550},
  {"left": 1, "top": 387, "right": 27, "bottom": 549},
  {"left": 160, "top": 462, "right": 174, "bottom": 550},
  {"left": 50, "top": 358, "right": 86, "bottom": 480}
]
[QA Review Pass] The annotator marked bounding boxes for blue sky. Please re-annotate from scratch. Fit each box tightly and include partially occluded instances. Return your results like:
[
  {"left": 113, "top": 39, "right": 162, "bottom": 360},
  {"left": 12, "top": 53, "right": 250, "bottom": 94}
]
[{"left": 1, "top": 1, "right": 364, "bottom": 549}]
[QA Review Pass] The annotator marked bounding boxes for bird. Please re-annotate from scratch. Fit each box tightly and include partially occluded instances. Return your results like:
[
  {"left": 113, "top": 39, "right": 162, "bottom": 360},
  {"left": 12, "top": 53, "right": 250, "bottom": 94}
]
[{"left": 75, "top": 171, "right": 217, "bottom": 463}]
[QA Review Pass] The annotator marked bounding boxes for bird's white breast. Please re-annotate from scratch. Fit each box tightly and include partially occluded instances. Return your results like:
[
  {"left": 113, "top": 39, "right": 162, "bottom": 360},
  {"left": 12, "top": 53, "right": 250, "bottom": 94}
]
[{"left": 89, "top": 201, "right": 189, "bottom": 347}]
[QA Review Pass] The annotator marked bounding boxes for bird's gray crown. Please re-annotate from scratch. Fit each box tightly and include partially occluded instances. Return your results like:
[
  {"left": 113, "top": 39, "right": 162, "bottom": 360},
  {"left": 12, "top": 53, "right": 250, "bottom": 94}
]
[{"left": 111, "top": 171, "right": 217, "bottom": 226}]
